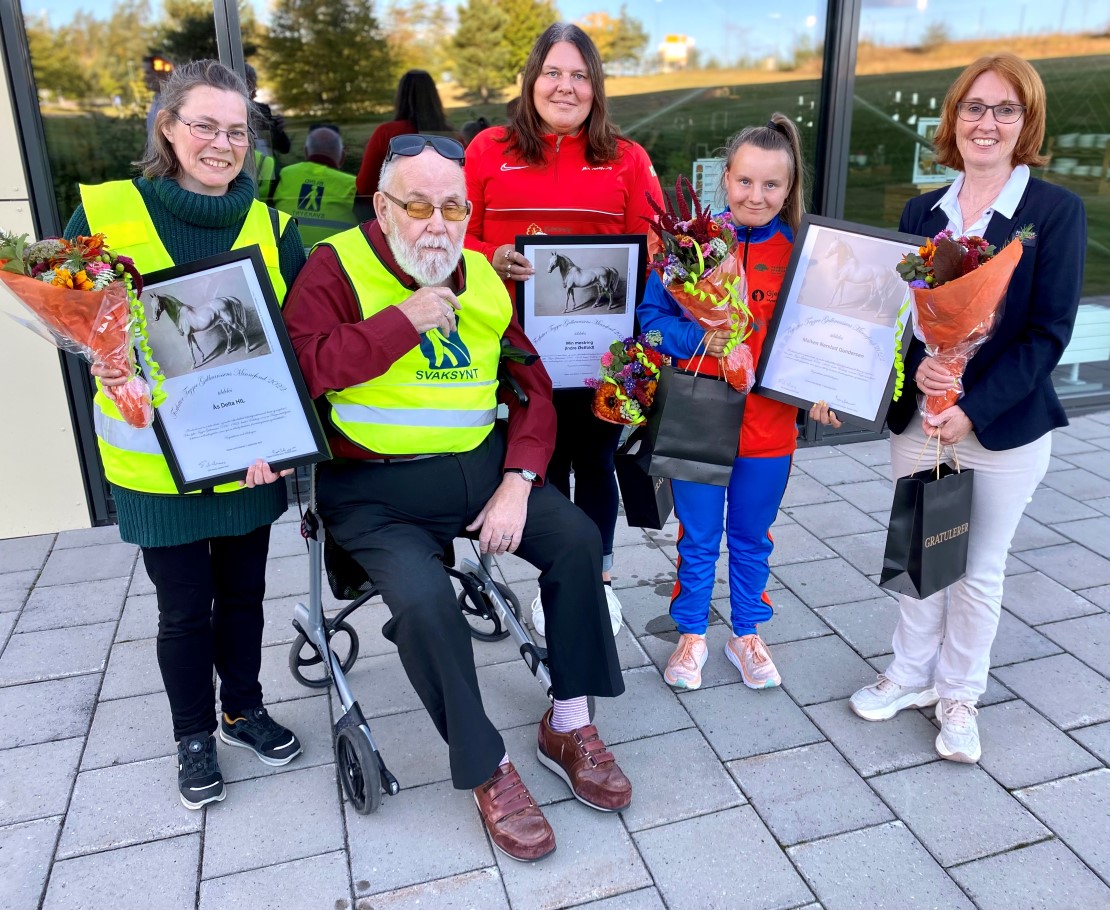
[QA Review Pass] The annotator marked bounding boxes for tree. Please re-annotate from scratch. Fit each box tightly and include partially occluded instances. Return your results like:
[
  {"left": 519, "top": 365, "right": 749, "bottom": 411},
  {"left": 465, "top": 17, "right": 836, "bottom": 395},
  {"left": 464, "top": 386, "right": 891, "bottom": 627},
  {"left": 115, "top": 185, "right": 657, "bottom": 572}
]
[
  {"left": 26, "top": 17, "right": 94, "bottom": 103},
  {"left": 580, "top": 6, "right": 648, "bottom": 72},
  {"left": 155, "top": 0, "right": 260, "bottom": 64},
  {"left": 263, "top": 0, "right": 396, "bottom": 117},
  {"left": 452, "top": 0, "right": 512, "bottom": 102},
  {"left": 499, "top": 0, "right": 559, "bottom": 78},
  {"left": 383, "top": 0, "right": 452, "bottom": 77}
]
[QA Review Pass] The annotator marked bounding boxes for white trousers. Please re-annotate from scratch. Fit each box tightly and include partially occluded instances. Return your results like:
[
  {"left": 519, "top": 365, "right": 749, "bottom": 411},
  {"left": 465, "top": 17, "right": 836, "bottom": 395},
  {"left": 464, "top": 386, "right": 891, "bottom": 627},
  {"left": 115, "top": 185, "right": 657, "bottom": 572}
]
[{"left": 885, "top": 421, "right": 1051, "bottom": 702}]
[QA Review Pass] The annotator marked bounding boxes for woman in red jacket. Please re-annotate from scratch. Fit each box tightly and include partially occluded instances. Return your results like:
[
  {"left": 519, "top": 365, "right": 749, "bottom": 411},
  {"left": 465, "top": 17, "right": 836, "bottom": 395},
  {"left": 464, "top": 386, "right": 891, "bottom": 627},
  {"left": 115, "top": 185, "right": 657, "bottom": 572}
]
[{"left": 464, "top": 23, "right": 664, "bottom": 640}]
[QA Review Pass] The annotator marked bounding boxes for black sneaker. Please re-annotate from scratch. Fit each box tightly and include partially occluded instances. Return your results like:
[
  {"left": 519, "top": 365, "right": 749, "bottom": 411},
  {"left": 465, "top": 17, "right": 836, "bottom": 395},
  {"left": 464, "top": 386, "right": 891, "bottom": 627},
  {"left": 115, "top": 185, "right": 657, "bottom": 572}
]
[
  {"left": 177, "top": 733, "right": 226, "bottom": 810},
  {"left": 219, "top": 706, "right": 302, "bottom": 766}
]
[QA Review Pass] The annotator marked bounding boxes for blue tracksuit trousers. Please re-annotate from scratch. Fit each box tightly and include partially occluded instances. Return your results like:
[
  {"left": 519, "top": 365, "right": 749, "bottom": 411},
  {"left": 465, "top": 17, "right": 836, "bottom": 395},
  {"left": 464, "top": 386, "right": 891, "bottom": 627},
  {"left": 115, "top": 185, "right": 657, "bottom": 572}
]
[{"left": 670, "top": 455, "right": 792, "bottom": 636}]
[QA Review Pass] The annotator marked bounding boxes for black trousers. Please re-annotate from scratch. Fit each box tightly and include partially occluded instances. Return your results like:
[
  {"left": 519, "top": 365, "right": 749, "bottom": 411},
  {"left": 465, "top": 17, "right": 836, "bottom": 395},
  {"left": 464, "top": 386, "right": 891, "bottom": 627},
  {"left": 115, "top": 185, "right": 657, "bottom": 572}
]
[
  {"left": 142, "top": 525, "right": 270, "bottom": 740},
  {"left": 317, "top": 428, "right": 625, "bottom": 789},
  {"left": 547, "top": 388, "right": 622, "bottom": 561}
]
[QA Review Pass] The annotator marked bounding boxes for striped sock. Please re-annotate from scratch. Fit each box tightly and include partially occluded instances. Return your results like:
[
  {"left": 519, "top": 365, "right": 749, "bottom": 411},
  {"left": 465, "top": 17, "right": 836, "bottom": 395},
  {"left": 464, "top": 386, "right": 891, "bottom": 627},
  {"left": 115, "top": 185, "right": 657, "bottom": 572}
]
[{"left": 550, "top": 696, "right": 590, "bottom": 732}]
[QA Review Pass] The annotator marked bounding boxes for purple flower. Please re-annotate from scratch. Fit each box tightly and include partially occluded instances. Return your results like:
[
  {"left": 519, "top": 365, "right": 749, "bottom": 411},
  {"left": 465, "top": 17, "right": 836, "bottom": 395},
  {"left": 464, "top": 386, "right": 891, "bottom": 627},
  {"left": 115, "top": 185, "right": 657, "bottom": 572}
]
[{"left": 910, "top": 279, "right": 928, "bottom": 289}]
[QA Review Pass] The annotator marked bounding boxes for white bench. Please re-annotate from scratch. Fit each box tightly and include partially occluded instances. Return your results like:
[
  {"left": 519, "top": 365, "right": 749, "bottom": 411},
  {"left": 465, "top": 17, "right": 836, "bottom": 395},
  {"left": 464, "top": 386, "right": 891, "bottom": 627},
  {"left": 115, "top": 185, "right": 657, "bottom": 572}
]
[{"left": 1058, "top": 302, "right": 1110, "bottom": 384}]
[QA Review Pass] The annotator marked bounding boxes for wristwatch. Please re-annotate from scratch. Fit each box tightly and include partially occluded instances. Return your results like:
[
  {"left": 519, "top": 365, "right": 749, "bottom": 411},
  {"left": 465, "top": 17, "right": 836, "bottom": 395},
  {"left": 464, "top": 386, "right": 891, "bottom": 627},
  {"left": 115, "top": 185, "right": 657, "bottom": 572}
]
[{"left": 506, "top": 468, "right": 539, "bottom": 483}]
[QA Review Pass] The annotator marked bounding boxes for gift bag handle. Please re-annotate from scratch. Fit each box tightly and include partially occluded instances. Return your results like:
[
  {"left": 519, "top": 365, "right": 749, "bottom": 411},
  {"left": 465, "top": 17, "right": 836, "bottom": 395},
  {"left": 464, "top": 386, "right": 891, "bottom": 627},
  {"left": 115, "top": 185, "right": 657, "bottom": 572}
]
[
  {"left": 910, "top": 432, "right": 962, "bottom": 478},
  {"left": 689, "top": 331, "right": 721, "bottom": 381}
]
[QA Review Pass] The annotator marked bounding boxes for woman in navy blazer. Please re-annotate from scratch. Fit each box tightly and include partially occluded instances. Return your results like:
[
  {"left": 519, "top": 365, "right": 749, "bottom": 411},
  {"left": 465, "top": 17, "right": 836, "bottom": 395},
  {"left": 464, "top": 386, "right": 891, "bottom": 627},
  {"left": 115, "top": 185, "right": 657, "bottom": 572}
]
[{"left": 847, "top": 53, "right": 1086, "bottom": 764}]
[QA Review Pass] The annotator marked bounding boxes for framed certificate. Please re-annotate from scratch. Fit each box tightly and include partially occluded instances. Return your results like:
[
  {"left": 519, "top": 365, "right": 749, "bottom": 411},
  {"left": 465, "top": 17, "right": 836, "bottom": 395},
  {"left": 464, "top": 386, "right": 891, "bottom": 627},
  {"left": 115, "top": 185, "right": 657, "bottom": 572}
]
[
  {"left": 754, "top": 216, "right": 922, "bottom": 432},
  {"left": 515, "top": 234, "right": 646, "bottom": 389},
  {"left": 137, "top": 246, "right": 330, "bottom": 492}
]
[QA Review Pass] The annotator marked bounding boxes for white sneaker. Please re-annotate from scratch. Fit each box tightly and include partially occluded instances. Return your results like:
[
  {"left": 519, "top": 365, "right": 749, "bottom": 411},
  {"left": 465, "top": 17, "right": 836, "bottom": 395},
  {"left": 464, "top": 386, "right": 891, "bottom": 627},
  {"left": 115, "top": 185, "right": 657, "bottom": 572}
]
[
  {"left": 849, "top": 674, "right": 939, "bottom": 721},
  {"left": 604, "top": 585, "right": 623, "bottom": 637},
  {"left": 530, "top": 590, "right": 545, "bottom": 638},
  {"left": 531, "top": 585, "right": 622, "bottom": 639},
  {"left": 935, "top": 698, "right": 981, "bottom": 763}
]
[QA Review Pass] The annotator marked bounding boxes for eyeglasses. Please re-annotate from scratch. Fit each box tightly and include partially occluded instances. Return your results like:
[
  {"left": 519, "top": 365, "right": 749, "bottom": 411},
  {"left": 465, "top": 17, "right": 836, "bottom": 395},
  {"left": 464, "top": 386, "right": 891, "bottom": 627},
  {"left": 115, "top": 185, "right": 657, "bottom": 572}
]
[
  {"left": 956, "top": 102, "right": 1026, "bottom": 124},
  {"left": 381, "top": 190, "right": 471, "bottom": 222},
  {"left": 175, "top": 114, "right": 252, "bottom": 147},
  {"left": 385, "top": 134, "right": 466, "bottom": 165}
]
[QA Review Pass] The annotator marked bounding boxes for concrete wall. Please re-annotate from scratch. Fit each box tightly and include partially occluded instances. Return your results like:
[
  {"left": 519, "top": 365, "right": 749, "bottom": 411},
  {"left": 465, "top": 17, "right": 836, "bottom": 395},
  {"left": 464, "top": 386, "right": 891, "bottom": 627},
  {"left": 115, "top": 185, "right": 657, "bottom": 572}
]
[{"left": 0, "top": 50, "right": 92, "bottom": 537}]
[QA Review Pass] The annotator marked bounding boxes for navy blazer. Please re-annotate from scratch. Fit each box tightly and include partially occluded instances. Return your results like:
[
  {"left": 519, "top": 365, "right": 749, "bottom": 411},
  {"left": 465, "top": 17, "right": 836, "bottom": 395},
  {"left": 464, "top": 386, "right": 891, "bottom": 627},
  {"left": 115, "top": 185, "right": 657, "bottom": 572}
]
[{"left": 886, "top": 177, "right": 1087, "bottom": 450}]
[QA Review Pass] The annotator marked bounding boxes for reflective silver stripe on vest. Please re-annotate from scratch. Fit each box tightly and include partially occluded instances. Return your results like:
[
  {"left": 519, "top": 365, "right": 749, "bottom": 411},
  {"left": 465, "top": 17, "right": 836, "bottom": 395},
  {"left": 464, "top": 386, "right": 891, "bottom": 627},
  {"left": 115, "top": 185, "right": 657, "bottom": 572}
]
[
  {"left": 94, "top": 408, "right": 163, "bottom": 455},
  {"left": 331, "top": 404, "right": 497, "bottom": 428}
]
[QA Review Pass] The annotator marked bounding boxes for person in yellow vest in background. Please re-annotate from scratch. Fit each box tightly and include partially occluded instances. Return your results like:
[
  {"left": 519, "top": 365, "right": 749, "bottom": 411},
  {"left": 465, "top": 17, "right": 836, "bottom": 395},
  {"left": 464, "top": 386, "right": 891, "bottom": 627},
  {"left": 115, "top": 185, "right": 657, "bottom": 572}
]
[
  {"left": 254, "top": 147, "right": 277, "bottom": 202},
  {"left": 64, "top": 59, "right": 307, "bottom": 811},
  {"left": 283, "top": 135, "right": 630, "bottom": 864},
  {"left": 272, "top": 126, "right": 359, "bottom": 250}
]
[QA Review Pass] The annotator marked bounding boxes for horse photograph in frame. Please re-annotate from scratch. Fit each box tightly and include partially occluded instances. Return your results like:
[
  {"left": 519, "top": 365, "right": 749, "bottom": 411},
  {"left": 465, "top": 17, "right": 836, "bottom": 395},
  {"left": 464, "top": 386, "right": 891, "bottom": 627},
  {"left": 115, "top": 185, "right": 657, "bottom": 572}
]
[
  {"left": 135, "top": 246, "right": 329, "bottom": 493},
  {"left": 754, "top": 216, "right": 923, "bottom": 432},
  {"left": 516, "top": 234, "right": 646, "bottom": 389}
]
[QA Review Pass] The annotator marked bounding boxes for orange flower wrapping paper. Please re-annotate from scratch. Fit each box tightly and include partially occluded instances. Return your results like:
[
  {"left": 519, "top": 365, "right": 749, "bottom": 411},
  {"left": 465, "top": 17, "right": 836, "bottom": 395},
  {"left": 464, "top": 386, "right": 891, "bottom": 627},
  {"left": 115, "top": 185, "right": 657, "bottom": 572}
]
[
  {"left": 910, "top": 237, "right": 1024, "bottom": 419},
  {"left": 0, "top": 270, "right": 153, "bottom": 428}
]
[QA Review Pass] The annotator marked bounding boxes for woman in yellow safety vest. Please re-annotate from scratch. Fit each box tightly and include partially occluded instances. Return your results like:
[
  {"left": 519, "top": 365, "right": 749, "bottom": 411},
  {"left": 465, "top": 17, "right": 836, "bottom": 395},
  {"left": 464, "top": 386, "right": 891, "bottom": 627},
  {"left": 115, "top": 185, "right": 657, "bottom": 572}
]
[{"left": 63, "top": 59, "right": 307, "bottom": 810}]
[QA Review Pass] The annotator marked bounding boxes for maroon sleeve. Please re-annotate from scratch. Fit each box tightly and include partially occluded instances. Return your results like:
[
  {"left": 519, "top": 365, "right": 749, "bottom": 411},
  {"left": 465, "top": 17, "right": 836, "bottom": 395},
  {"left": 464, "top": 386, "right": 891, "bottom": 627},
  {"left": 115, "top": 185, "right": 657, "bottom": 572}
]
[
  {"left": 283, "top": 244, "right": 421, "bottom": 400},
  {"left": 499, "top": 311, "right": 556, "bottom": 480},
  {"left": 355, "top": 123, "right": 393, "bottom": 197}
]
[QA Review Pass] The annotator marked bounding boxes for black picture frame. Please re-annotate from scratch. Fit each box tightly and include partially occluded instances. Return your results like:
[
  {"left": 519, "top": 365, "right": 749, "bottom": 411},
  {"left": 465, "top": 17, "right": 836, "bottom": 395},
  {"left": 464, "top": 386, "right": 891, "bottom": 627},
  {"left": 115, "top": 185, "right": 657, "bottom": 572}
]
[
  {"left": 514, "top": 234, "right": 647, "bottom": 389},
  {"left": 754, "top": 215, "right": 924, "bottom": 432},
  {"left": 137, "top": 246, "right": 330, "bottom": 492}
]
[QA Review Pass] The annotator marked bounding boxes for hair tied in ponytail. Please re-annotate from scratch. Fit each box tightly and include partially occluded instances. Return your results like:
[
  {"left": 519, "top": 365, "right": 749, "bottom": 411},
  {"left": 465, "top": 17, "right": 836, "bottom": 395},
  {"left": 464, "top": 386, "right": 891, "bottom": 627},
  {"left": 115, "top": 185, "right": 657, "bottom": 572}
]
[{"left": 766, "top": 120, "right": 788, "bottom": 136}]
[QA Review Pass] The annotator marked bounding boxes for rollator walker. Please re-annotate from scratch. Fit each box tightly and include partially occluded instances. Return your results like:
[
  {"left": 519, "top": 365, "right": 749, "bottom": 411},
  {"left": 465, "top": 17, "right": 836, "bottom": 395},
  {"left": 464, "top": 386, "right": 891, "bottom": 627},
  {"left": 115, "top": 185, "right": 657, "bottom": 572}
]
[{"left": 286, "top": 392, "right": 590, "bottom": 812}]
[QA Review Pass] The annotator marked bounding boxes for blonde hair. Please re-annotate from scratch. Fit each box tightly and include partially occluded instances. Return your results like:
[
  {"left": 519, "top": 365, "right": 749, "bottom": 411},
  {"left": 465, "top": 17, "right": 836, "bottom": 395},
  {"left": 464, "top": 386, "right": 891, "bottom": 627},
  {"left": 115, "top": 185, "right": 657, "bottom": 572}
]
[
  {"left": 933, "top": 52, "right": 1048, "bottom": 170},
  {"left": 721, "top": 113, "right": 806, "bottom": 233}
]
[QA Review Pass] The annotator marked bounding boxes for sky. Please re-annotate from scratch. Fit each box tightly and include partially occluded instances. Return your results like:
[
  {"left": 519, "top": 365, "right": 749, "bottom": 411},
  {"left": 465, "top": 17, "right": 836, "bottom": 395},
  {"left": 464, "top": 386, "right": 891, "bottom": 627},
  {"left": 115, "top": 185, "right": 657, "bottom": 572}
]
[{"left": 23, "top": 0, "right": 1098, "bottom": 65}]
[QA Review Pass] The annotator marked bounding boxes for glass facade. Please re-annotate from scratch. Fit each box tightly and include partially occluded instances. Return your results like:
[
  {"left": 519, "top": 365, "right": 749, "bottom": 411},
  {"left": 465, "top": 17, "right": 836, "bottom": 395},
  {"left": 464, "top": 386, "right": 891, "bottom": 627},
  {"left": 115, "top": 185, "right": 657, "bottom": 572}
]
[
  {"left": 844, "top": 1, "right": 1110, "bottom": 403},
  {"left": 8, "top": 0, "right": 1110, "bottom": 519}
]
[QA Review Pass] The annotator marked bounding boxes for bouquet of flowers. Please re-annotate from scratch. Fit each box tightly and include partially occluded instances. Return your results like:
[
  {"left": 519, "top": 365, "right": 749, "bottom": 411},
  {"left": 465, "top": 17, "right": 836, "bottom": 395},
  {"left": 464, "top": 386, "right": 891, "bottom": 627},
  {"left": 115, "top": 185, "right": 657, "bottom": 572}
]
[
  {"left": 0, "top": 231, "right": 156, "bottom": 428},
  {"left": 644, "top": 177, "right": 755, "bottom": 392},
  {"left": 587, "top": 331, "right": 668, "bottom": 425},
  {"left": 896, "top": 225, "right": 1033, "bottom": 421}
]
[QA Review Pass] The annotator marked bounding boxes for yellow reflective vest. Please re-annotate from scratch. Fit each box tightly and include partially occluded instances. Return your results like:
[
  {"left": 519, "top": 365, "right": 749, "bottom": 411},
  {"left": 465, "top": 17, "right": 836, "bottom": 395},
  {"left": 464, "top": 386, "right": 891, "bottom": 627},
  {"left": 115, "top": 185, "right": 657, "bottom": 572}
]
[
  {"left": 80, "top": 180, "right": 291, "bottom": 494},
  {"left": 321, "top": 226, "right": 511, "bottom": 455},
  {"left": 255, "top": 150, "right": 276, "bottom": 201},
  {"left": 272, "top": 160, "right": 358, "bottom": 249}
]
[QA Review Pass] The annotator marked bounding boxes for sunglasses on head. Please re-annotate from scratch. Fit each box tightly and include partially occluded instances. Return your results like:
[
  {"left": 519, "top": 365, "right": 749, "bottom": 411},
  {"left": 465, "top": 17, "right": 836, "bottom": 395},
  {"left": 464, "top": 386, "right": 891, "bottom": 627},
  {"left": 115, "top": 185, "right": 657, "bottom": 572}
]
[{"left": 385, "top": 134, "right": 466, "bottom": 165}]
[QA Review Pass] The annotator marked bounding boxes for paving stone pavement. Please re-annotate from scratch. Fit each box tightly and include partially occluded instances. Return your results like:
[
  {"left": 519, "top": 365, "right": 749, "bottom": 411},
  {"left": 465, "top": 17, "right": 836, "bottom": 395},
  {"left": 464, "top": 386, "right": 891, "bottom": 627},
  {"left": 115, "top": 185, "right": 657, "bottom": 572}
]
[{"left": 4, "top": 417, "right": 1110, "bottom": 909}]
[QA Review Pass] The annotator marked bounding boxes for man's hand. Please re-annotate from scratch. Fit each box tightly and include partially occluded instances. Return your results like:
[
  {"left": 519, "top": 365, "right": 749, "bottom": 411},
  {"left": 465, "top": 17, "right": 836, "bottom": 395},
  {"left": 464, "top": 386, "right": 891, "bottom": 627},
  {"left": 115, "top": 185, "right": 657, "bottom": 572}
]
[
  {"left": 466, "top": 472, "right": 531, "bottom": 555},
  {"left": 922, "top": 405, "right": 973, "bottom": 446},
  {"left": 397, "top": 287, "right": 461, "bottom": 336}
]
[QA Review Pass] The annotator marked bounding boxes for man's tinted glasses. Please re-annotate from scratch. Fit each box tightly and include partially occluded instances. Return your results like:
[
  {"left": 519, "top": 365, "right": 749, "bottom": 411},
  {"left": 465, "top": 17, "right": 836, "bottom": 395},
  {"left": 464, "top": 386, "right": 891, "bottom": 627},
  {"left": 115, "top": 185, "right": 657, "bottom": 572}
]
[
  {"left": 381, "top": 190, "right": 471, "bottom": 222},
  {"left": 385, "top": 134, "right": 466, "bottom": 165}
]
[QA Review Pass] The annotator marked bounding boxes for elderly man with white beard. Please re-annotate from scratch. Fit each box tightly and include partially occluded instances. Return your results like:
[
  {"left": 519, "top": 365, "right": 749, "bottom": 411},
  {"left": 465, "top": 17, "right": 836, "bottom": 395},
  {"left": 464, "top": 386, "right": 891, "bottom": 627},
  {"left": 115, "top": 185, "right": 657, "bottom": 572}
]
[{"left": 283, "top": 135, "right": 629, "bottom": 863}]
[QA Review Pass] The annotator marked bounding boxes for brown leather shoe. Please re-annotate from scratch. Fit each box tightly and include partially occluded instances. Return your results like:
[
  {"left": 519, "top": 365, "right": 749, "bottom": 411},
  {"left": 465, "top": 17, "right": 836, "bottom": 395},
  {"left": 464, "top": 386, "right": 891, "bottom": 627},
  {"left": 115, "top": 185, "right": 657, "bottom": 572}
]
[
  {"left": 473, "top": 762, "right": 556, "bottom": 863},
  {"left": 536, "top": 708, "right": 632, "bottom": 812}
]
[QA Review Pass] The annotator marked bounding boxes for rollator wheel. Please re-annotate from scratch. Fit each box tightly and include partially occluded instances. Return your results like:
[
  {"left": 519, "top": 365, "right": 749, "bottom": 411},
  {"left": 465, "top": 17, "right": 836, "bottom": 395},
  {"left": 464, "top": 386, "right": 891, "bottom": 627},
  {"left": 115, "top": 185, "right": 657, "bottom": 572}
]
[
  {"left": 288, "top": 620, "right": 359, "bottom": 689},
  {"left": 335, "top": 726, "right": 382, "bottom": 814},
  {"left": 458, "top": 582, "right": 520, "bottom": 643}
]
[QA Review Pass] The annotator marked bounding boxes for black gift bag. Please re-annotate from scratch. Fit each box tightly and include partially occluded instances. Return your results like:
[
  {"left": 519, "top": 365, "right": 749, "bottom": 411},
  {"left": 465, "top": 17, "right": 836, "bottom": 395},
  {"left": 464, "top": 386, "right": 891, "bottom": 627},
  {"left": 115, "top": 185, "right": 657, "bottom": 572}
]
[
  {"left": 643, "top": 365, "right": 746, "bottom": 487},
  {"left": 879, "top": 459, "right": 975, "bottom": 600},
  {"left": 615, "top": 426, "right": 674, "bottom": 529}
]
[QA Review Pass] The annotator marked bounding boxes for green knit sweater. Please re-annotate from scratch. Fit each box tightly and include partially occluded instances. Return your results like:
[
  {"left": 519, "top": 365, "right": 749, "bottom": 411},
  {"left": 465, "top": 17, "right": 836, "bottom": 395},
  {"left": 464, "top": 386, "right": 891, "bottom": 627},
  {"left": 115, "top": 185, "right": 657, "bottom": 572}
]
[{"left": 65, "top": 174, "right": 308, "bottom": 548}]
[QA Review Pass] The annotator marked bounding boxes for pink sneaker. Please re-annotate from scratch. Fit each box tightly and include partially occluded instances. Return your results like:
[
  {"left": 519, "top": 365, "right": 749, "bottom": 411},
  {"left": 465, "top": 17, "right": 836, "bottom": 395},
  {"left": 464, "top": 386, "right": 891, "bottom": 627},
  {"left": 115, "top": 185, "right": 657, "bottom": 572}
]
[
  {"left": 725, "top": 634, "right": 781, "bottom": 689},
  {"left": 663, "top": 633, "right": 708, "bottom": 690}
]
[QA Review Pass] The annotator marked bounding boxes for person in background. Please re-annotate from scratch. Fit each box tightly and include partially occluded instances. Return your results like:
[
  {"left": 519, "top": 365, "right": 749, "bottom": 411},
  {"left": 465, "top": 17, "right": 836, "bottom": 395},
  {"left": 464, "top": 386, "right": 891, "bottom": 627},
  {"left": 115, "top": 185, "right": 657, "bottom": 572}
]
[
  {"left": 66, "top": 59, "right": 306, "bottom": 809},
  {"left": 244, "top": 63, "right": 290, "bottom": 201},
  {"left": 354, "top": 69, "right": 455, "bottom": 217},
  {"left": 846, "top": 53, "right": 1086, "bottom": 765},
  {"left": 638, "top": 115, "right": 805, "bottom": 692},
  {"left": 464, "top": 23, "right": 664, "bottom": 641},
  {"left": 272, "top": 126, "right": 359, "bottom": 249},
  {"left": 284, "top": 135, "right": 630, "bottom": 863},
  {"left": 460, "top": 116, "right": 490, "bottom": 146}
]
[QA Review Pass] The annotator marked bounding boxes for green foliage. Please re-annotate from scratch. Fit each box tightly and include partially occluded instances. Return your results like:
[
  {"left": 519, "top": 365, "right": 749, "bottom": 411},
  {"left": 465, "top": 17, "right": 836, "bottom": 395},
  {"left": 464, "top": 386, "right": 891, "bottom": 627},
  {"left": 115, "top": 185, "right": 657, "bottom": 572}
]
[
  {"left": 262, "top": 0, "right": 396, "bottom": 117},
  {"left": 43, "top": 113, "right": 148, "bottom": 219},
  {"left": 155, "top": 0, "right": 260, "bottom": 64},
  {"left": 452, "top": 0, "right": 512, "bottom": 102},
  {"left": 384, "top": 0, "right": 452, "bottom": 77},
  {"left": 499, "top": 0, "right": 559, "bottom": 77},
  {"left": 580, "top": 6, "right": 649, "bottom": 72}
]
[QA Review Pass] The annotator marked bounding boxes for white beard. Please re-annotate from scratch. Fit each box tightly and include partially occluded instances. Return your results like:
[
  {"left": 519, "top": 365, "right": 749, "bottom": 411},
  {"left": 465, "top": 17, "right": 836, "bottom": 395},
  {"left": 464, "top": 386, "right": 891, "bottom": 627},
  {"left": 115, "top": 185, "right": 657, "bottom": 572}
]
[{"left": 383, "top": 214, "right": 463, "bottom": 287}]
